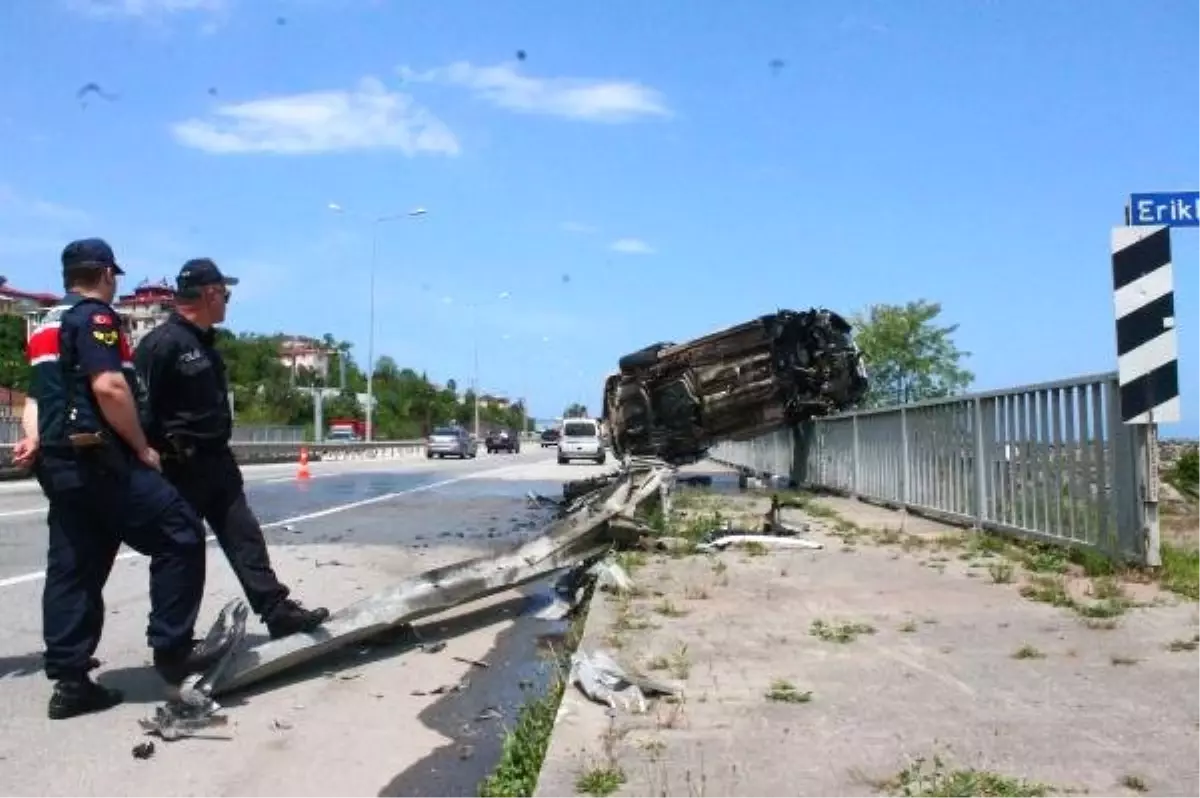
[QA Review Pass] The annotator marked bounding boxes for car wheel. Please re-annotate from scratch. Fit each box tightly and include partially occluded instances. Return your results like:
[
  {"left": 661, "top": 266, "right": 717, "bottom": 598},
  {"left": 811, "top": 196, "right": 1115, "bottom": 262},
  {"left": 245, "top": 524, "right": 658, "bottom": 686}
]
[
  {"left": 596, "top": 453, "right": 606, "bottom": 464},
  {"left": 426, "top": 451, "right": 433, "bottom": 459},
  {"left": 557, "top": 456, "right": 568, "bottom": 465}
]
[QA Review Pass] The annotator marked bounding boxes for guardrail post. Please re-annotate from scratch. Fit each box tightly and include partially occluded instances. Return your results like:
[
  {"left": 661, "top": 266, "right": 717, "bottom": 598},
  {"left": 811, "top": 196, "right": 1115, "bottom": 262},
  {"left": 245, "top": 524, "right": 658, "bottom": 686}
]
[
  {"left": 851, "top": 414, "right": 861, "bottom": 499},
  {"left": 899, "top": 407, "right": 910, "bottom": 508},
  {"left": 972, "top": 397, "right": 987, "bottom": 530},
  {"left": 1133, "top": 422, "right": 1163, "bottom": 567}
]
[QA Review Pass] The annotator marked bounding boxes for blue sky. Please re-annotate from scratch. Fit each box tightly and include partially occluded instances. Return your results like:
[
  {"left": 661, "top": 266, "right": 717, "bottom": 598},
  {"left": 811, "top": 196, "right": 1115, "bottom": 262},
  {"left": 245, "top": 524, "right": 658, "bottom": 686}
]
[{"left": 0, "top": 0, "right": 1196, "bottom": 434}]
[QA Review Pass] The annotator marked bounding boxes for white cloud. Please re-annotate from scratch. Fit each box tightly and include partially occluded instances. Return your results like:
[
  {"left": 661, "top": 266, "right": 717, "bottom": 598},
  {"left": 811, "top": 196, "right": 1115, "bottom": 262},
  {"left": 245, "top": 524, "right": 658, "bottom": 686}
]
[
  {"left": 66, "top": 0, "right": 228, "bottom": 17},
  {"left": 170, "top": 77, "right": 461, "bottom": 156},
  {"left": 561, "top": 221, "right": 597, "bottom": 234},
  {"left": 398, "top": 61, "right": 670, "bottom": 123},
  {"left": 610, "top": 237, "right": 655, "bottom": 255}
]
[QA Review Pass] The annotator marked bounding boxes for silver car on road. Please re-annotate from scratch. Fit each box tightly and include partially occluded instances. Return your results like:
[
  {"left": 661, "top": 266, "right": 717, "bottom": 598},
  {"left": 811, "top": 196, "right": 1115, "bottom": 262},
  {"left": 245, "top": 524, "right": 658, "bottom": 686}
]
[{"left": 426, "top": 426, "right": 479, "bottom": 459}]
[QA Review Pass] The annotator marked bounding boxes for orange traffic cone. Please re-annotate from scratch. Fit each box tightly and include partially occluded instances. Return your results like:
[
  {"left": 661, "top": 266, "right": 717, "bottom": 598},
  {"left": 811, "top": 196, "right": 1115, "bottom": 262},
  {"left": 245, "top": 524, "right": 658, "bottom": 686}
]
[{"left": 296, "top": 447, "right": 311, "bottom": 480}]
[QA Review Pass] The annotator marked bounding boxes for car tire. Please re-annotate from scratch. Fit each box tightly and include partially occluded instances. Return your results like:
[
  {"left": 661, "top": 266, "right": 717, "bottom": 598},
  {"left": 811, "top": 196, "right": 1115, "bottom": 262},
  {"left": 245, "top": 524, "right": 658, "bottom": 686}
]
[
  {"left": 596, "top": 454, "right": 606, "bottom": 464},
  {"left": 557, "top": 456, "right": 568, "bottom": 465},
  {"left": 426, "top": 451, "right": 433, "bottom": 459}
]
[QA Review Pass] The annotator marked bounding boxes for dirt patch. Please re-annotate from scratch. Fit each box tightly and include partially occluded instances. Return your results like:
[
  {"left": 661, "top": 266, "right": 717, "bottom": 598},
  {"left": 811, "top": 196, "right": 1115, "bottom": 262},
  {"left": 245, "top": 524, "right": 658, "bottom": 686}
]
[{"left": 534, "top": 486, "right": 1199, "bottom": 797}]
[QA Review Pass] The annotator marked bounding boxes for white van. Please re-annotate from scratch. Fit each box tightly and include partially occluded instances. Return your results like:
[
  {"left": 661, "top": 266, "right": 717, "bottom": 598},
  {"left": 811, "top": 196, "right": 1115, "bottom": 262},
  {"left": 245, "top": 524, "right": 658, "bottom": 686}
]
[{"left": 557, "top": 418, "right": 606, "bottom": 465}]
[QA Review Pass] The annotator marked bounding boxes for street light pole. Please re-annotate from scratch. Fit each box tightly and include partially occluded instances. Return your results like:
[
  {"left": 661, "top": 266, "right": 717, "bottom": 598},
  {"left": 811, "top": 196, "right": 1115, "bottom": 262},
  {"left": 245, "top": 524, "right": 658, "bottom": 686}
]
[{"left": 328, "top": 203, "right": 426, "bottom": 443}]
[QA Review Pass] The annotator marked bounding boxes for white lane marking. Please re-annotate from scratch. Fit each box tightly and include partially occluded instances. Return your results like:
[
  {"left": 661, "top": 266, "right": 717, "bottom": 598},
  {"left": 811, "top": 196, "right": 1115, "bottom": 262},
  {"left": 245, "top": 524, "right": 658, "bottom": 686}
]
[{"left": 0, "top": 461, "right": 532, "bottom": 591}]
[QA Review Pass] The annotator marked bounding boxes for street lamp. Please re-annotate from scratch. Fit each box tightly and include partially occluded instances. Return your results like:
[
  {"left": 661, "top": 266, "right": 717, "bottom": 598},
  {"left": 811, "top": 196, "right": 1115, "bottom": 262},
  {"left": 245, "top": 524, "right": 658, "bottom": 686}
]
[
  {"left": 327, "top": 202, "right": 427, "bottom": 442},
  {"left": 462, "top": 290, "right": 511, "bottom": 438}
]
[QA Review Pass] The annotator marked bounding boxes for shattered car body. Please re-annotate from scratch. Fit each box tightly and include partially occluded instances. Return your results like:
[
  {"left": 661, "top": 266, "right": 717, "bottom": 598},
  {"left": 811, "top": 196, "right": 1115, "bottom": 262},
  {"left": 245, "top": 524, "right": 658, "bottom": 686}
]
[{"left": 602, "top": 308, "right": 869, "bottom": 465}]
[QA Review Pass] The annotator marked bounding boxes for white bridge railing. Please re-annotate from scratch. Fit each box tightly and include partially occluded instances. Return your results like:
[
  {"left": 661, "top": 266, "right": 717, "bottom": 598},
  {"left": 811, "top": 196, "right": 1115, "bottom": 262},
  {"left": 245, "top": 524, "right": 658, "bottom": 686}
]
[{"left": 710, "top": 371, "right": 1162, "bottom": 566}]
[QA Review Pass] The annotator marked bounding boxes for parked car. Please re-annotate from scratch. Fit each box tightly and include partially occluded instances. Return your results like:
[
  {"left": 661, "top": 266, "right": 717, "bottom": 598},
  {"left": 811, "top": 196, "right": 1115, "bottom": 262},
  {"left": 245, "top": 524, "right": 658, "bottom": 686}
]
[
  {"left": 557, "top": 418, "right": 606, "bottom": 465},
  {"left": 426, "top": 426, "right": 478, "bottom": 459},
  {"left": 485, "top": 428, "right": 521, "bottom": 454},
  {"left": 539, "top": 428, "right": 561, "bottom": 448}
]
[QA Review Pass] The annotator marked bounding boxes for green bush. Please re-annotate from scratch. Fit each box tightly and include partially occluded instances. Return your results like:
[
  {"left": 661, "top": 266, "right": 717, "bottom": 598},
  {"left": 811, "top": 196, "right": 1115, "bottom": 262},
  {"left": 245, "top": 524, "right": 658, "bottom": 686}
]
[{"left": 1167, "top": 445, "right": 1199, "bottom": 500}]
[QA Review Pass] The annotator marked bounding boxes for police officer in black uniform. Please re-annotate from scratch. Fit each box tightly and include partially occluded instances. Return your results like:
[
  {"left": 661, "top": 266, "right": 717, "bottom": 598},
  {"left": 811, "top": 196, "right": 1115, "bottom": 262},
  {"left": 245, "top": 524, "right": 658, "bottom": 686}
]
[
  {"left": 18, "top": 239, "right": 230, "bottom": 720},
  {"left": 135, "top": 258, "right": 330, "bottom": 639}
]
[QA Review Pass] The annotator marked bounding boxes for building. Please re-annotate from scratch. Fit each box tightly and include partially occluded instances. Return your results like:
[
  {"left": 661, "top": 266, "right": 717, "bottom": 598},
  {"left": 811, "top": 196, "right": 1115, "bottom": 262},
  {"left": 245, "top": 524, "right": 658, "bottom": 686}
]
[
  {"left": 0, "top": 279, "right": 62, "bottom": 337},
  {"left": 478, "top": 393, "right": 512, "bottom": 410},
  {"left": 279, "top": 335, "right": 333, "bottom": 380},
  {"left": 115, "top": 278, "right": 175, "bottom": 347}
]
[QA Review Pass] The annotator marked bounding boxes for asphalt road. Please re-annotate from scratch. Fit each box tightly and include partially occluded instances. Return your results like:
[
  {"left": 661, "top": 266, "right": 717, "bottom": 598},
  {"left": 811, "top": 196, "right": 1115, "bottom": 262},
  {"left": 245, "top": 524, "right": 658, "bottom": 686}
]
[{"left": 0, "top": 448, "right": 613, "bottom": 796}]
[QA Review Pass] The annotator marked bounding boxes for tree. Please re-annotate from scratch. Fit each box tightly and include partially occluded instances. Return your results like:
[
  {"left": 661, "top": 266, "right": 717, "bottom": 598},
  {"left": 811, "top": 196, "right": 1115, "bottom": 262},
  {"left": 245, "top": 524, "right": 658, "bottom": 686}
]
[
  {"left": 850, "top": 300, "right": 974, "bottom": 408},
  {"left": 563, "top": 403, "right": 589, "bottom": 418},
  {"left": 0, "top": 315, "right": 31, "bottom": 395}
]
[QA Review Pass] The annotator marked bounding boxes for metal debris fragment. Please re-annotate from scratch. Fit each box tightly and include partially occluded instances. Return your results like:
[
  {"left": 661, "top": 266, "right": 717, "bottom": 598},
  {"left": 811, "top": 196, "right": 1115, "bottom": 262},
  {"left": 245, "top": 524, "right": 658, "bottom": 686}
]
[
  {"left": 452, "top": 655, "right": 489, "bottom": 669},
  {"left": 131, "top": 741, "right": 155, "bottom": 759},
  {"left": 568, "top": 649, "right": 681, "bottom": 714},
  {"left": 589, "top": 558, "right": 635, "bottom": 595},
  {"left": 696, "top": 534, "right": 823, "bottom": 553}
]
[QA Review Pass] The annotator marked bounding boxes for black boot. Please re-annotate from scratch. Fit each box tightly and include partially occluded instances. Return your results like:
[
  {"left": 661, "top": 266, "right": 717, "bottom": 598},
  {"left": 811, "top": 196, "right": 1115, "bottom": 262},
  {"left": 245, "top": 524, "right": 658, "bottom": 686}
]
[
  {"left": 153, "top": 638, "right": 232, "bottom": 686},
  {"left": 48, "top": 675, "right": 123, "bottom": 720},
  {"left": 266, "top": 599, "right": 330, "bottom": 639}
]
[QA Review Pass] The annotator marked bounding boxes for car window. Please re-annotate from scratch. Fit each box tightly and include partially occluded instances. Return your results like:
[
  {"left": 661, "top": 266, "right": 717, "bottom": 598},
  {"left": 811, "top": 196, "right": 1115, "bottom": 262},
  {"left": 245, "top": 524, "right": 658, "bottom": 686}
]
[
  {"left": 432, "top": 427, "right": 458, "bottom": 436},
  {"left": 563, "top": 422, "right": 596, "bottom": 437}
]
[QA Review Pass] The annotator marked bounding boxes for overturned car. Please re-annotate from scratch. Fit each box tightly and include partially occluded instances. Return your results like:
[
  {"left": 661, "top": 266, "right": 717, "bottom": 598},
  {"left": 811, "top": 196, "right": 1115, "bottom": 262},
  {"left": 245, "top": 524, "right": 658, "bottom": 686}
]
[{"left": 602, "top": 308, "right": 868, "bottom": 465}]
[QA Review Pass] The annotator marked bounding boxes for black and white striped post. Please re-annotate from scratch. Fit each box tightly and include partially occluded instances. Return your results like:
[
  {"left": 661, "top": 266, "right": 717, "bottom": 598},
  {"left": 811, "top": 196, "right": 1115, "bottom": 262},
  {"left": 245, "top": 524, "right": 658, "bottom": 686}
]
[{"left": 1111, "top": 213, "right": 1183, "bottom": 567}]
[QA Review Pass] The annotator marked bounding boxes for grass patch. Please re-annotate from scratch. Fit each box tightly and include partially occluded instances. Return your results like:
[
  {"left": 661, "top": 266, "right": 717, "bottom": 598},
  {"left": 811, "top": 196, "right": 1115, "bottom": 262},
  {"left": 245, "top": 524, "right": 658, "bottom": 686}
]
[
  {"left": 1166, "top": 634, "right": 1199, "bottom": 652},
  {"left": 653, "top": 598, "right": 687, "bottom": 618},
  {"left": 988, "top": 561, "right": 1015, "bottom": 584},
  {"left": 478, "top": 603, "right": 590, "bottom": 797},
  {"left": 1159, "top": 543, "right": 1199, "bottom": 600},
  {"left": 1012, "top": 644, "right": 1045, "bottom": 660},
  {"left": 1019, "top": 575, "right": 1073, "bottom": 608},
  {"left": 574, "top": 767, "right": 626, "bottom": 797},
  {"left": 810, "top": 618, "right": 876, "bottom": 643},
  {"left": 1120, "top": 774, "right": 1149, "bottom": 793},
  {"left": 898, "top": 620, "right": 918, "bottom": 633},
  {"left": 1164, "top": 445, "right": 1198, "bottom": 500},
  {"left": 744, "top": 540, "right": 770, "bottom": 556},
  {"left": 1110, "top": 654, "right": 1139, "bottom": 666},
  {"left": 884, "top": 755, "right": 1056, "bottom": 797},
  {"left": 764, "top": 678, "right": 812, "bottom": 703}
]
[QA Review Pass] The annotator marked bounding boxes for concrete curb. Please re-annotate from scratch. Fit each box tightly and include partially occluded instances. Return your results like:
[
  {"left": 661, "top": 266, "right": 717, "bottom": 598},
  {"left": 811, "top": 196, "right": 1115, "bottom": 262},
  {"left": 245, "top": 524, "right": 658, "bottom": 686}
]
[{"left": 533, "top": 581, "right": 622, "bottom": 797}]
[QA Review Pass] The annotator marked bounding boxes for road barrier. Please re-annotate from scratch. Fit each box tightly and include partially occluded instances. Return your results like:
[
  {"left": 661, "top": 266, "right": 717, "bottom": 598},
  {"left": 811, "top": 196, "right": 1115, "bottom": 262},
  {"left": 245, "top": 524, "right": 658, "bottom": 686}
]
[{"left": 711, "top": 371, "right": 1163, "bottom": 566}]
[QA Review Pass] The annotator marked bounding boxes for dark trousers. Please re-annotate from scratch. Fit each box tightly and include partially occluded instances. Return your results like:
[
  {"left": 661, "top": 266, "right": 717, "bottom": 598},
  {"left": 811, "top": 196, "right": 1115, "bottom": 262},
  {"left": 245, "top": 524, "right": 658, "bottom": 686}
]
[
  {"left": 164, "top": 449, "right": 289, "bottom": 619},
  {"left": 37, "top": 453, "right": 207, "bottom": 681}
]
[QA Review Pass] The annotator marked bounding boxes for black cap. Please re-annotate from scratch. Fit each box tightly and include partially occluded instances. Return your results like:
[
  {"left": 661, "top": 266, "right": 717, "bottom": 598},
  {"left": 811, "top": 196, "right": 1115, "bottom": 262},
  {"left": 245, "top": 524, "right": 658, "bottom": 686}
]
[
  {"left": 176, "top": 258, "right": 239, "bottom": 298},
  {"left": 61, "top": 238, "right": 125, "bottom": 275}
]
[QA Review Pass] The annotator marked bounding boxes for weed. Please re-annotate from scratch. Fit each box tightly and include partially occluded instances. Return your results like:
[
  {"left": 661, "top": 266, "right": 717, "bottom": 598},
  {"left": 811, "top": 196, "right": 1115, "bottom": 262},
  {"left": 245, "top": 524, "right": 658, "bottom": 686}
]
[
  {"left": 1012, "top": 644, "right": 1045, "bottom": 660},
  {"left": 764, "top": 678, "right": 812, "bottom": 703},
  {"left": 1019, "top": 575, "right": 1073, "bottom": 608},
  {"left": 575, "top": 767, "right": 626, "bottom": 797},
  {"left": 810, "top": 618, "right": 877, "bottom": 643},
  {"left": 899, "top": 620, "right": 918, "bottom": 633},
  {"left": 1022, "top": 545, "right": 1069, "bottom": 574},
  {"left": 1160, "top": 544, "right": 1199, "bottom": 600},
  {"left": 1067, "top": 546, "right": 1115, "bottom": 577},
  {"left": 1083, "top": 618, "right": 1119, "bottom": 630},
  {"left": 1089, "top": 576, "right": 1125, "bottom": 600},
  {"left": 1164, "top": 445, "right": 1198, "bottom": 500},
  {"left": 1120, "top": 774, "right": 1149, "bottom": 793},
  {"left": 668, "top": 644, "right": 691, "bottom": 680},
  {"left": 645, "top": 655, "right": 670, "bottom": 671},
  {"left": 1166, "top": 634, "right": 1199, "bottom": 652},
  {"left": 683, "top": 583, "right": 711, "bottom": 600},
  {"left": 989, "top": 562, "right": 1015, "bottom": 584},
  {"left": 653, "top": 598, "right": 688, "bottom": 618},
  {"left": 615, "top": 550, "right": 648, "bottom": 574},
  {"left": 1110, "top": 655, "right": 1139, "bottom": 666},
  {"left": 884, "top": 754, "right": 1054, "bottom": 797}
]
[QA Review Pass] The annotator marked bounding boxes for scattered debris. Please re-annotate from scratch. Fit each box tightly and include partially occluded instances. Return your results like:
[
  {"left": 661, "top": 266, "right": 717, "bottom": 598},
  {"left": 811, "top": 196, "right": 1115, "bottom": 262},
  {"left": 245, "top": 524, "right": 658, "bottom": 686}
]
[
  {"left": 568, "top": 648, "right": 681, "bottom": 714},
  {"left": 140, "top": 599, "right": 246, "bottom": 741},
  {"left": 314, "top": 559, "right": 346, "bottom": 568},
  {"left": 590, "top": 558, "right": 635, "bottom": 594},
  {"left": 475, "top": 706, "right": 502, "bottom": 721},
  {"left": 131, "top": 741, "right": 155, "bottom": 759},
  {"left": 453, "top": 655, "right": 489, "bottom": 669},
  {"left": 696, "top": 534, "right": 823, "bottom": 553},
  {"left": 412, "top": 678, "right": 471, "bottom": 697},
  {"left": 271, "top": 719, "right": 292, "bottom": 731},
  {"left": 419, "top": 641, "right": 447, "bottom": 654},
  {"left": 282, "top": 524, "right": 298, "bottom": 534}
]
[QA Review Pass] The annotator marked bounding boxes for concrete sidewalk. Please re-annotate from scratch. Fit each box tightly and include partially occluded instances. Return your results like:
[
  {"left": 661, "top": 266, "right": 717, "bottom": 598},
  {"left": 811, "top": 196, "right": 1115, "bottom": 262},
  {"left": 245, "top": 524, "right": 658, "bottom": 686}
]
[{"left": 535, "top": 485, "right": 1200, "bottom": 797}]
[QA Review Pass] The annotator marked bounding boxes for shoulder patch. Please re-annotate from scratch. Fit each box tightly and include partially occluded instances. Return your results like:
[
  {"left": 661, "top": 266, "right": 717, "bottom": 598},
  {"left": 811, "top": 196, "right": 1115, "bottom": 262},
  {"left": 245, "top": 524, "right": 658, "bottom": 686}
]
[
  {"left": 92, "top": 328, "right": 120, "bottom": 347},
  {"left": 91, "top": 312, "right": 114, "bottom": 326}
]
